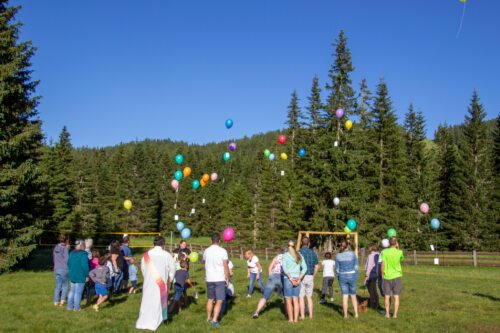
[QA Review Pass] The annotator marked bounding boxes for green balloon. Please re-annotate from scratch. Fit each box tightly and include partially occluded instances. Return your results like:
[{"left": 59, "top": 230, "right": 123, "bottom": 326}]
[
  {"left": 188, "top": 252, "right": 199, "bottom": 263},
  {"left": 387, "top": 228, "right": 397, "bottom": 238},
  {"left": 264, "top": 149, "right": 271, "bottom": 157},
  {"left": 223, "top": 152, "right": 231, "bottom": 162}
]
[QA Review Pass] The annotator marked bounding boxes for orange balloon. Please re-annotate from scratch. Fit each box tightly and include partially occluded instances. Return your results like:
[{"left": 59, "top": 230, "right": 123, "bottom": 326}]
[
  {"left": 202, "top": 173, "right": 210, "bottom": 183},
  {"left": 200, "top": 179, "right": 207, "bottom": 187},
  {"left": 183, "top": 167, "right": 191, "bottom": 178}
]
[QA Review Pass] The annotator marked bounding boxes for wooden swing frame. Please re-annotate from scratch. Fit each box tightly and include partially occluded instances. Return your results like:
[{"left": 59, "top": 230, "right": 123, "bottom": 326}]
[{"left": 296, "top": 231, "right": 359, "bottom": 257}]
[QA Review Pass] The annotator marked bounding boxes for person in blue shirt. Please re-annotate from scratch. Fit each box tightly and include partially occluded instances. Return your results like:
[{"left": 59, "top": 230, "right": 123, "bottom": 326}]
[
  {"left": 335, "top": 240, "right": 359, "bottom": 319},
  {"left": 298, "top": 237, "right": 318, "bottom": 320},
  {"left": 121, "top": 236, "right": 133, "bottom": 291}
]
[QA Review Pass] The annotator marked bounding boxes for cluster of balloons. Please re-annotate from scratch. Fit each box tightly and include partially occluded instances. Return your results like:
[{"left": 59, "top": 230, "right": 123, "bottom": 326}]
[
  {"left": 123, "top": 199, "right": 132, "bottom": 211},
  {"left": 262, "top": 134, "right": 307, "bottom": 162},
  {"left": 223, "top": 119, "right": 235, "bottom": 162},
  {"left": 419, "top": 202, "right": 440, "bottom": 230},
  {"left": 176, "top": 221, "right": 192, "bottom": 239},
  {"left": 223, "top": 227, "right": 235, "bottom": 242},
  {"left": 344, "top": 218, "right": 357, "bottom": 234},
  {"left": 334, "top": 108, "right": 353, "bottom": 132},
  {"left": 171, "top": 154, "right": 194, "bottom": 191}
]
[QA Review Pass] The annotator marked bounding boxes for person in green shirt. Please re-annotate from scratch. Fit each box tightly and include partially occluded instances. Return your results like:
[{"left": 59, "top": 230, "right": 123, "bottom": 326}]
[{"left": 380, "top": 237, "right": 404, "bottom": 319}]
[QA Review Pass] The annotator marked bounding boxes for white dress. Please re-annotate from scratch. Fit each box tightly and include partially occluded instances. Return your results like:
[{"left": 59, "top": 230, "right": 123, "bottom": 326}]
[{"left": 136, "top": 246, "right": 176, "bottom": 331}]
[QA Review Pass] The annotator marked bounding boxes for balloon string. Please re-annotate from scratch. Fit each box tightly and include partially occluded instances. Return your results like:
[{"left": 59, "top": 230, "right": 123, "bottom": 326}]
[{"left": 456, "top": 2, "right": 466, "bottom": 39}]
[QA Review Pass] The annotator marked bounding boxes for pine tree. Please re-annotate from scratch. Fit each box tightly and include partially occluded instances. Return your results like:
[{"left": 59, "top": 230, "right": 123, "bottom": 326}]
[
  {"left": 220, "top": 182, "right": 253, "bottom": 247},
  {"left": 306, "top": 76, "right": 324, "bottom": 132},
  {"left": 285, "top": 90, "right": 304, "bottom": 164},
  {"left": 404, "top": 104, "right": 427, "bottom": 203},
  {"left": 0, "top": 2, "right": 48, "bottom": 272},
  {"left": 356, "top": 78, "right": 373, "bottom": 127}
]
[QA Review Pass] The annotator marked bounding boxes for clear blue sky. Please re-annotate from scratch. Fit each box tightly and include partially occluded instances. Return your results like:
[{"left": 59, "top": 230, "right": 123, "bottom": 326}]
[{"left": 12, "top": 0, "right": 500, "bottom": 147}]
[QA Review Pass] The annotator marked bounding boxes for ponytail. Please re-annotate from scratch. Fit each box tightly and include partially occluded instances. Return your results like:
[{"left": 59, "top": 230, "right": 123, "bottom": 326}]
[{"left": 288, "top": 241, "right": 302, "bottom": 264}]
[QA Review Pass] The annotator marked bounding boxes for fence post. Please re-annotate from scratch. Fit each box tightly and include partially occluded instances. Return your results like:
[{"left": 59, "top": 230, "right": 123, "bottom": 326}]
[
  {"left": 413, "top": 250, "right": 417, "bottom": 266},
  {"left": 360, "top": 248, "right": 366, "bottom": 268},
  {"left": 473, "top": 250, "right": 477, "bottom": 267},
  {"left": 265, "top": 248, "right": 268, "bottom": 261},
  {"left": 240, "top": 248, "right": 243, "bottom": 260}
]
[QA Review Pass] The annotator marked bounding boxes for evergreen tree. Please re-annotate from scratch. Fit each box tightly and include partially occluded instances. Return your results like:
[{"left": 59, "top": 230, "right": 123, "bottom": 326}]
[
  {"left": 285, "top": 90, "right": 304, "bottom": 164},
  {"left": 306, "top": 76, "right": 323, "bottom": 132},
  {"left": 0, "top": 2, "right": 48, "bottom": 272},
  {"left": 220, "top": 182, "right": 253, "bottom": 247},
  {"left": 404, "top": 104, "right": 427, "bottom": 203},
  {"left": 356, "top": 78, "right": 373, "bottom": 127}
]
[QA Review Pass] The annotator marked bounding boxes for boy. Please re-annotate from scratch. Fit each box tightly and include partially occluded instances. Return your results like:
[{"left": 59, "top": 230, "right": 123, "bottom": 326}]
[
  {"left": 169, "top": 260, "right": 194, "bottom": 314},
  {"left": 89, "top": 256, "right": 110, "bottom": 312},
  {"left": 128, "top": 258, "right": 138, "bottom": 294},
  {"left": 320, "top": 252, "right": 335, "bottom": 304}
]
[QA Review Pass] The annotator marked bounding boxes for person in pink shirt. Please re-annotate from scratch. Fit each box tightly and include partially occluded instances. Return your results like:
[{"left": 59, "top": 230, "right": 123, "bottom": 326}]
[{"left": 365, "top": 244, "right": 380, "bottom": 309}]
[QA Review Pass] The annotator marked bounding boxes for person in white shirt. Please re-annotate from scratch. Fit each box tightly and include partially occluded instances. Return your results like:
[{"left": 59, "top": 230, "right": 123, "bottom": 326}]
[
  {"left": 203, "top": 233, "right": 229, "bottom": 328},
  {"left": 245, "top": 250, "right": 265, "bottom": 298},
  {"left": 320, "top": 252, "right": 335, "bottom": 304}
]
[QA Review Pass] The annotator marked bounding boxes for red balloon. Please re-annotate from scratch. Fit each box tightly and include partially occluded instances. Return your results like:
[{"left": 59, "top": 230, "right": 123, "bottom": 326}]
[{"left": 278, "top": 134, "right": 286, "bottom": 145}]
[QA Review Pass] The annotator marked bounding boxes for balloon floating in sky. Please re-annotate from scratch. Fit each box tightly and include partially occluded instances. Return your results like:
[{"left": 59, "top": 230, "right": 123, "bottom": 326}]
[
  {"left": 174, "top": 170, "right": 183, "bottom": 181},
  {"left": 225, "top": 119, "right": 233, "bottom": 129},
  {"left": 278, "top": 134, "right": 287, "bottom": 145},
  {"left": 430, "top": 218, "right": 440, "bottom": 230},
  {"left": 280, "top": 153, "right": 288, "bottom": 160},
  {"left": 188, "top": 252, "right": 199, "bottom": 263},
  {"left": 223, "top": 227, "right": 235, "bottom": 242},
  {"left": 387, "top": 228, "right": 397, "bottom": 238},
  {"left": 335, "top": 108, "right": 344, "bottom": 119},
  {"left": 420, "top": 203, "right": 429, "bottom": 214},
  {"left": 268, "top": 153, "right": 275, "bottom": 161},
  {"left": 123, "top": 200, "right": 132, "bottom": 211},
  {"left": 345, "top": 120, "right": 353, "bottom": 131},
  {"left": 175, "top": 154, "right": 184, "bottom": 165},
  {"left": 181, "top": 228, "right": 191, "bottom": 239},
  {"left": 176, "top": 221, "right": 184, "bottom": 231},
  {"left": 210, "top": 172, "right": 218, "bottom": 181},
  {"left": 347, "top": 218, "right": 357, "bottom": 231},
  {"left": 183, "top": 167, "right": 192, "bottom": 178},
  {"left": 192, "top": 179, "right": 200, "bottom": 189},
  {"left": 229, "top": 142, "right": 237, "bottom": 151},
  {"left": 298, "top": 148, "right": 306, "bottom": 157},
  {"left": 264, "top": 149, "right": 271, "bottom": 157},
  {"left": 333, "top": 197, "right": 340, "bottom": 206},
  {"left": 171, "top": 179, "right": 179, "bottom": 191}
]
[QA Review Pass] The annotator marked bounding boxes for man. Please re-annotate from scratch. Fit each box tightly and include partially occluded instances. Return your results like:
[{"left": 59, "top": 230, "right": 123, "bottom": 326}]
[
  {"left": 136, "top": 236, "right": 176, "bottom": 331},
  {"left": 173, "top": 240, "right": 191, "bottom": 260},
  {"left": 121, "top": 236, "right": 133, "bottom": 291},
  {"left": 298, "top": 236, "right": 318, "bottom": 320},
  {"left": 203, "top": 233, "right": 229, "bottom": 328},
  {"left": 380, "top": 237, "right": 404, "bottom": 319}
]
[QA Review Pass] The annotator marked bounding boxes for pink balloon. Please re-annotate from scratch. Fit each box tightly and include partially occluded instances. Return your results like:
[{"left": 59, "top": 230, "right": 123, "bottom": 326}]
[
  {"left": 420, "top": 203, "right": 429, "bottom": 214},
  {"left": 335, "top": 108, "right": 344, "bottom": 119},
  {"left": 223, "top": 227, "right": 235, "bottom": 242},
  {"left": 171, "top": 179, "right": 179, "bottom": 190},
  {"left": 210, "top": 172, "right": 218, "bottom": 181}
]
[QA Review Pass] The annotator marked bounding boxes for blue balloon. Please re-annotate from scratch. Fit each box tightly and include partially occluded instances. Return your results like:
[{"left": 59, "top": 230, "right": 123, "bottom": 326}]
[
  {"left": 192, "top": 180, "right": 200, "bottom": 189},
  {"left": 181, "top": 227, "right": 191, "bottom": 239},
  {"left": 225, "top": 119, "right": 233, "bottom": 129},
  {"left": 347, "top": 218, "right": 357, "bottom": 231},
  {"left": 269, "top": 153, "right": 275, "bottom": 161},
  {"left": 298, "top": 148, "right": 306, "bottom": 157},
  {"left": 175, "top": 154, "right": 183, "bottom": 164},
  {"left": 174, "top": 170, "right": 183, "bottom": 181},
  {"left": 430, "top": 218, "right": 440, "bottom": 230},
  {"left": 176, "top": 221, "right": 184, "bottom": 231}
]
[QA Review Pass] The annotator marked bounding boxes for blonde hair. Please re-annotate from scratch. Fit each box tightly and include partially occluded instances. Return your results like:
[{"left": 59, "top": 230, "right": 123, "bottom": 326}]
[
  {"left": 288, "top": 241, "right": 302, "bottom": 263},
  {"left": 245, "top": 250, "right": 254, "bottom": 259}
]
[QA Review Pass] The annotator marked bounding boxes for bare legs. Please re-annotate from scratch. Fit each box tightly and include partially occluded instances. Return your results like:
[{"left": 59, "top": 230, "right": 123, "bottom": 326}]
[
  {"left": 254, "top": 298, "right": 267, "bottom": 315},
  {"left": 384, "top": 295, "right": 391, "bottom": 318},
  {"left": 206, "top": 299, "right": 223, "bottom": 323},
  {"left": 342, "top": 294, "right": 359, "bottom": 319},
  {"left": 285, "top": 297, "right": 299, "bottom": 322},
  {"left": 299, "top": 296, "right": 314, "bottom": 319},
  {"left": 393, "top": 295, "right": 399, "bottom": 318}
]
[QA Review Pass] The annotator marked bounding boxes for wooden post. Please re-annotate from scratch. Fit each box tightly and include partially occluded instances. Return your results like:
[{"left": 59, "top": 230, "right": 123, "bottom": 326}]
[
  {"left": 296, "top": 232, "right": 303, "bottom": 251},
  {"left": 360, "top": 247, "right": 366, "bottom": 268},
  {"left": 413, "top": 250, "right": 417, "bottom": 265},
  {"left": 354, "top": 232, "right": 359, "bottom": 257},
  {"left": 240, "top": 247, "right": 243, "bottom": 260},
  {"left": 265, "top": 248, "right": 268, "bottom": 261},
  {"left": 473, "top": 250, "right": 477, "bottom": 267}
]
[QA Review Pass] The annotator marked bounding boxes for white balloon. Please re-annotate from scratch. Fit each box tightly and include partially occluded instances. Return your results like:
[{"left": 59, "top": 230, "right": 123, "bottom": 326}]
[
  {"left": 333, "top": 197, "right": 340, "bottom": 206},
  {"left": 381, "top": 238, "right": 390, "bottom": 248}
]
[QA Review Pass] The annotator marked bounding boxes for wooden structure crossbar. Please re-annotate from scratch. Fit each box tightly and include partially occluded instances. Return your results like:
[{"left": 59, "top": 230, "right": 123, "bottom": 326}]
[{"left": 296, "top": 231, "right": 359, "bottom": 257}]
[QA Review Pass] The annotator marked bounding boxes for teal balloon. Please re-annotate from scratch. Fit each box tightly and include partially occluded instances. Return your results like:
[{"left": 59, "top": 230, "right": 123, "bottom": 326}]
[
  {"left": 430, "top": 218, "right": 440, "bottom": 230},
  {"left": 174, "top": 170, "right": 183, "bottom": 181},
  {"left": 175, "top": 154, "right": 183, "bottom": 165},
  {"left": 264, "top": 149, "right": 271, "bottom": 157},
  {"left": 223, "top": 152, "right": 231, "bottom": 162},
  {"left": 181, "top": 228, "right": 191, "bottom": 239},
  {"left": 387, "top": 228, "right": 397, "bottom": 238},
  {"left": 347, "top": 218, "right": 357, "bottom": 231},
  {"left": 192, "top": 179, "right": 200, "bottom": 189}
]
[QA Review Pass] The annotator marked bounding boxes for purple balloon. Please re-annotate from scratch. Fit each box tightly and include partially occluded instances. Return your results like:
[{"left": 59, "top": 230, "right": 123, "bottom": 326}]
[
  {"left": 335, "top": 108, "right": 344, "bottom": 119},
  {"left": 229, "top": 142, "right": 237, "bottom": 151}
]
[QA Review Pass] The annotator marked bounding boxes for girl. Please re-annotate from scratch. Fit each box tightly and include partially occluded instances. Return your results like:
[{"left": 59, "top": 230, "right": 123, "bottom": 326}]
[
  {"left": 89, "top": 255, "right": 110, "bottom": 311},
  {"left": 245, "top": 250, "right": 265, "bottom": 298},
  {"left": 282, "top": 241, "right": 307, "bottom": 323},
  {"left": 365, "top": 244, "right": 380, "bottom": 309},
  {"left": 335, "top": 240, "right": 359, "bottom": 319},
  {"left": 84, "top": 249, "right": 100, "bottom": 306}
]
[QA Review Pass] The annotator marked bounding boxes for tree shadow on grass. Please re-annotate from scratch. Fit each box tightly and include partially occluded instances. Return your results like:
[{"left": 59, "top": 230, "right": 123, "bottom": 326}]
[{"left": 472, "top": 293, "right": 500, "bottom": 302}]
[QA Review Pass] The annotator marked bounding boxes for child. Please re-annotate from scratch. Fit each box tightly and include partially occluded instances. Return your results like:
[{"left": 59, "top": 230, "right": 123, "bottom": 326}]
[
  {"left": 105, "top": 254, "right": 116, "bottom": 297},
  {"left": 128, "top": 258, "right": 138, "bottom": 294},
  {"left": 221, "top": 259, "right": 235, "bottom": 314},
  {"left": 84, "top": 249, "right": 100, "bottom": 306},
  {"left": 89, "top": 256, "right": 110, "bottom": 312},
  {"left": 320, "top": 252, "right": 335, "bottom": 304},
  {"left": 168, "top": 261, "right": 193, "bottom": 314}
]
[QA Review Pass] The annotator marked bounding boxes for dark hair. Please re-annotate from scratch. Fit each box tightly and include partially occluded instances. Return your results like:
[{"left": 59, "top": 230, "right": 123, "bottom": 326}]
[
  {"left": 110, "top": 240, "right": 120, "bottom": 251},
  {"left": 180, "top": 261, "right": 188, "bottom": 269},
  {"left": 340, "top": 239, "right": 350, "bottom": 253},
  {"left": 211, "top": 232, "right": 220, "bottom": 244},
  {"left": 180, "top": 240, "right": 187, "bottom": 245},
  {"left": 301, "top": 236, "right": 310, "bottom": 247},
  {"left": 58, "top": 234, "right": 68, "bottom": 243},
  {"left": 122, "top": 236, "right": 130, "bottom": 244},
  {"left": 154, "top": 236, "right": 165, "bottom": 246},
  {"left": 98, "top": 256, "right": 107, "bottom": 266},
  {"left": 325, "top": 252, "right": 332, "bottom": 259},
  {"left": 389, "top": 237, "right": 398, "bottom": 246},
  {"left": 370, "top": 243, "right": 379, "bottom": 252},
  {"left": 92, "top": 249, "right": 100, "bottom": 258}
]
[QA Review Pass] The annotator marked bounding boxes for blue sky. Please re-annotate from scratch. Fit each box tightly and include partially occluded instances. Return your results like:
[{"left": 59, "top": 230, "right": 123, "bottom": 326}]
[{"left": 12, "top": 0, "right": 500, "bottom": 147}]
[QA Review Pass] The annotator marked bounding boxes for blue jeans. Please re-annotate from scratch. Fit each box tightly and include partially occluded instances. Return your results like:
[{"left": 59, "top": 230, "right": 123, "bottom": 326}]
[
  {"left": 283, "top": 277, "right": 300, "bottom": 298},
  {"left": 262, "top": 274, "right": 283, "bottom": 300},
  {"left": 53, "top": 269, "right": 68, "bottom": 303},
  {"left": 113, "top": 270, "right": 124, "bottom": 293},
  {"left": 67, "top": 282, "right": 85, "bottom": 310},
  {"left": 248, "top": 273, "right": 265, "bottom": 296}
]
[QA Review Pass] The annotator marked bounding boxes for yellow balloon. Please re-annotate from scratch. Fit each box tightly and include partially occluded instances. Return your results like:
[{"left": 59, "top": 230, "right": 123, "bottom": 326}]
[
  {"left": 345, "top": 120, "right": 353, "bottom": 131},
  {"left": 123, "top": 199, "right": 132, "bottom": 210},
  {"left": 459, "top": 0, "right": 467, "bottom": 3},
  {"left": 280, "top": 153, "right": 288, "bottom": 160}
]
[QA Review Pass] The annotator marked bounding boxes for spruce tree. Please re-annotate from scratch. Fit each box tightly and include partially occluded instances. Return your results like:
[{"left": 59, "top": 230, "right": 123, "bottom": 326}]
[
  {"left": 285, "top": 90, "right": 304, "bottom": 164},
  {"left": 306, "top": 76, "right": 324, "bottom": 132},
  {"left": 404, "top": 104, "right": 427, "bottom": 203},
  {"left": 0, "top": 2, "right": 48, "bottom": 271}
]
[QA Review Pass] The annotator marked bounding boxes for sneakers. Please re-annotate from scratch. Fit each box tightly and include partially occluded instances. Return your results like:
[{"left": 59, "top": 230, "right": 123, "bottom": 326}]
[
  {"left": 319, "top": 299, "right": 326, "bottom": 304},
  {"left": 330, "top": 298, "right": 334, "bottom": 302},
  {"left": 252, "top": 313, "right": 259, "bottom": 319},
  {"left": 92, "top": 305, "right": 99, "bottom": 312},
  {"left": 54, "top": 302, "right": 59, "bottom": 306},
  {"left": 246, "top": 294, "right": 252, "bottom": 298},
  {"left": 211, "top": 322, "right": 221, "bottom": 327}
]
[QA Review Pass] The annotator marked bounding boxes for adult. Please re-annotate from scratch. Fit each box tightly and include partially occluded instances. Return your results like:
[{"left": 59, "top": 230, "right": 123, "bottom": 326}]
[
  {"left": 252, "top": 244, "right": 288, "bottom": 319},
  {"left": 203, "top": 233, "right": 229, "bottom": 328},
  {"left": 84, "top": 238, "right": 93, "bottom": 260},
  {"left": 380, "top": 237, "right": 404, "bottom": 319},
  {"left": 245, "top": 250, "right": 264, "bottom": 298},
  {"left": 335, "top": 240, "right": 359, "bottom": 319},
  {"left": 298, "top": 236, "right": 318, "bottom": 320},
  {"left": 121, "top": 236, "right": 133, "bottom": 290},
  {"left": 67, "top": 239, "right": 89, "bottom": 311},
  {"left": 53, "top": 234, "right": 69, "bottom": 306},
  {"left": 378, "top": 238, "right": 390, "bottom": 297},
  {"left": 136, "top": 236, "right": 176, "bottom": 331},
  {"left": 109, "top": 239, "right": 124, "bottom": 294},
  {"left": 365, "top": 244, "right": 380, "bottom": 309},
  {"left": 173, "top": 240, "right": 191, "bottom": 259},
  {"left": 282, "top": 241, "right": 307, "bottom": 323}
]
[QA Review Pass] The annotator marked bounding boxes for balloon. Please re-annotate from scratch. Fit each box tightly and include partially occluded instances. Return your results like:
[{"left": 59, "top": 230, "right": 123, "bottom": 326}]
[
  {"left": 174, "top": 170, "right": 183, "bottom": 181},
  {"left": 343, "top": 226, "right": 351, "bottom": 234},
  {"left": 202, "top": 174, "right": 210, "bottom": 183},
  {"left": 225, "top": 119, "right": 233, "bottom": 129},
  {"left": 175, "top": 154, "right": 183, "bottom": 165},
  {"left": 335, "top": 108, "right": 344, "bottom": 119},
  {"left": 188, "top": 252, "right": 199, "bottom": 263},
  {"left": 229, "top": 142, "right": 237, "bottom": 151},
  {"left": 181, "top": 228, "right": 191, "bottom": 239},
  {"left": 210, "top": 172, "right": 218, "bottom": 181},
  {"left": 280, "top": 153, "right": 288, "bottom": 160},
  {"left": 333, "top": 197, "right": 340, "bottom": 206},
  {"left": 387, "top": 228, "right": 397, "bottom": 238},
  {"left": 430, "top": 218, "right": 440, "bottom": 230},
  {"left": 223, "top": 152, "right": 231, "bottom": 162},
  {"left": 123, "top": 200, "right": 132, "bottom": 210},
  {"left": 419, "top": 203, "right": 429, "bottom": 214},
  {"left": 264, "top": 149, "right": 271, "bottom": 157},
  {"left": 223, "top": 227, "right": 235, "bottom": 242},
  {"left": 183, "top": 167, "right": 192, "bottom": 178},
  {"left": 347, "top": 218, "right": 357, "bottom": 231},
  {"left": 200, "top": 179, "right": 207, "bottom": 187},
  {"left": 176, "top": 221, "right": 184, "bottom": 231},
  {"left": 269, "top": 153, "right": 275, "bottom": 161},
  {"left": 298, "top": 148, "right": 306, "bottom": 157},
  {"left": 278, "top": 134, "right": 287, "bottom": 145},
  {"left": 345, "top": 120, "right": 353, "bottom": 131},
  {"left": 171, "top": 179, "right": 179, "bottom": 191},
  {"left": 381, "top": 238, "right": 390, "bottom": 248},
  {"left": 192, "top": 180, "right": 200, "bottom": 189}
]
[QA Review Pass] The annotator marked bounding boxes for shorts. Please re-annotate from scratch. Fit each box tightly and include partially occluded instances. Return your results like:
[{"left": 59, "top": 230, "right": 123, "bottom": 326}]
[
  {"left": 95, "top": 282, "right": 108, "bottom": 296},
  {"left": 283, "top": 277, "right": 300, "bottom": 298},
  {"left": 206, "top": 281, "right": 226, "bottom": 301},
  {"left": 131, "top": 280, "right": 138, "bottom": 289},
  {"left": 262, "top": 274, "right": 283, "bottom": 300},
  {"left": 382, "top": 278, "right": 402, "bottom": 296},
  {"left": 299, "top": 275, "right": 314, "bottom": 297},
  {"left": 338, "top": 273, "right": 358, "bottom": 295}
]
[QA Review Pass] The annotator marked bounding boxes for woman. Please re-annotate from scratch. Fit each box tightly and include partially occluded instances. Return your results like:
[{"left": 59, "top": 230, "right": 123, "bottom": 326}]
[
  {"left": 282, "top": 241, "right": 307, "bottom": 323},
  {"left": 53, "top": 234, "right": 69, "bottom": 306},
  {"left": 365, "top": 244, "right": 380, "bottom": 309},
  {"left": 109, "top": 239, "right": 124, "bottom": 294},
  {"left": 67, "top": 239, "right": 90, "bottom": 311},
  {"left": 245, "top": 250, "right": 265, "bottom": 298},
  {"left": 335, "top": 240, "right": 359, "bottom": 319}
]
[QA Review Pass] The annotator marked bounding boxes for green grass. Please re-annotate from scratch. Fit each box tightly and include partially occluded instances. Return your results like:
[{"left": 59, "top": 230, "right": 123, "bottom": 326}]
[{"left": 1, "top": 255, "right": 499, "bottom": 333}]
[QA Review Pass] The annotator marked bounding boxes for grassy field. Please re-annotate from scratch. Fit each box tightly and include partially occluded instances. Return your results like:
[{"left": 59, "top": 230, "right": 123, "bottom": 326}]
[{"left": 1, "top": 252, "right": 499, "bottom": 333}]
